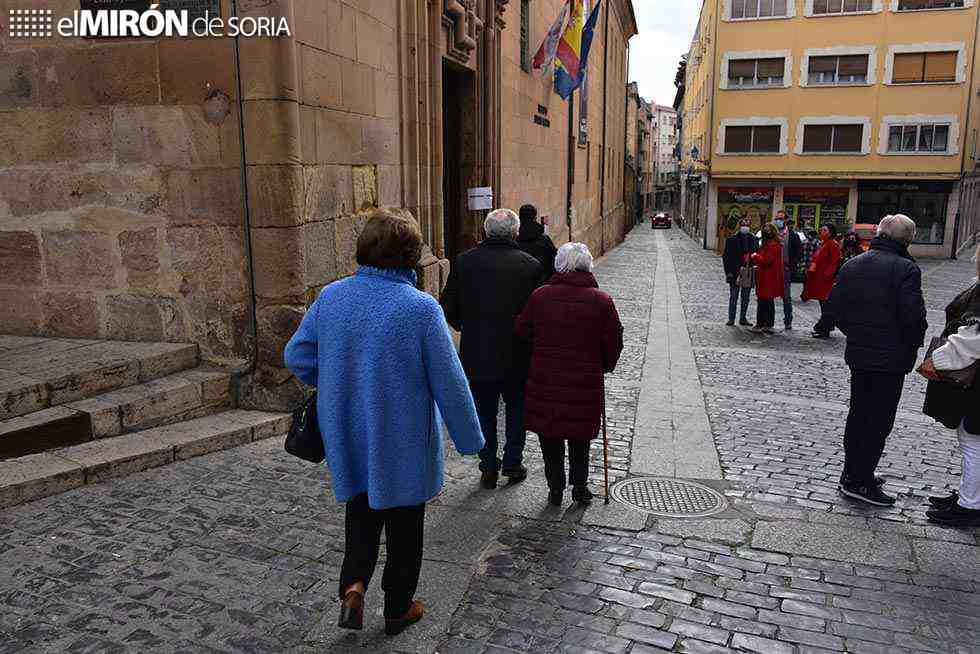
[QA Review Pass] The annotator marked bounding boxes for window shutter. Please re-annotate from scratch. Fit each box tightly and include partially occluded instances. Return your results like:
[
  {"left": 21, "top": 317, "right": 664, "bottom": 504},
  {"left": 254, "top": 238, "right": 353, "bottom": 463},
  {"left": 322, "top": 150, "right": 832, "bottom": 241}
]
[
  {"left": 725, "top": 126, "right": 752, "bottom": 153},
  {"left": 924, "top": 52, "right": 957, "bottom": 82},
  {"left": 803, "top": 125, "right": 833, "bottom": 152},
  {"left": 773, "top": 0, "right": 788, "bottom": 14},
  {"left": 813, "top": 0, "right": 829, "bottom": 11},
  {"left": 753, "top": 126, "right": 781, "bottom": 153},
  {"left": 838, "top": 55, "right": 869, "bottom": 77},
  {"left": 892, "top": 53, "right": 925, "bottom": 83},
  {"left": 756, "top": 58, "right": 784, "bottom": 79},
  {"left": 833, "top": 125, "right": 863, "bottom": 152},
  {"left": 809, "top": 56, "right": 837, "bottom": 74},
  {"left": 729, "top": 59, "right": 757, "bottom": 80}
]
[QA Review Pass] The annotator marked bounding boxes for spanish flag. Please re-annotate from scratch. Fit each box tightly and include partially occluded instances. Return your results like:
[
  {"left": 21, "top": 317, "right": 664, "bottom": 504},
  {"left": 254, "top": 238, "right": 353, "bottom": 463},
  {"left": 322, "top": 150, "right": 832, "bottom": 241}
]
[{"left": 555, "top": 0, "right": 600, "bottom": 100}]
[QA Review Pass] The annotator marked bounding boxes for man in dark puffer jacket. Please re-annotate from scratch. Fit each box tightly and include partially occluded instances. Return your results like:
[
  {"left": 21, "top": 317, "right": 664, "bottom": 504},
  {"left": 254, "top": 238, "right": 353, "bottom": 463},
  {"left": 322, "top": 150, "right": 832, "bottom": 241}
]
[
  {"left": 516, "top": 204, "right": 558, "bottom": 282},
  {"left": 825, "top": 214, "right": 928, "bottom": 507}
]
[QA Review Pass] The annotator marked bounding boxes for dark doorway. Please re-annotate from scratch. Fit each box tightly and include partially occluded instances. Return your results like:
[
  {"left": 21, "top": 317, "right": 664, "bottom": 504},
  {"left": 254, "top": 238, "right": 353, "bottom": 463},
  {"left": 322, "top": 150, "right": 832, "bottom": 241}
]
[{"left": 442, "top": 61, "right": 477, "bottom": 263}]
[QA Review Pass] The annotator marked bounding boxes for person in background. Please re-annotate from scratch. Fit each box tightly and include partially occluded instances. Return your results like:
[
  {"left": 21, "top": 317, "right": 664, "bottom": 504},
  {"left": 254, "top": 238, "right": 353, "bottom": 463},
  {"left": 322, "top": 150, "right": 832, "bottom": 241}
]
[
  {"left": 917, "top": 243, "right": 980, "bottom": 527},
  {"left": 750, "top": 223, "right": 784, "bottom": 335},
  {"left": 516, "top": 243, "right": 624, "bottom": 506},
  {"left": 776, "top": 210, "right": 803, "bottom": 330},
  {"left": 801, "top": 228, "right": 820, "bottom": 283},
  {"left": 722, "top": 218, "right": 758, "bottom": 327},
  {"left": 440, "top": 208, "right": 542, "bottom": 489},
  {"left": 839, "top": 230, "right": 864, "bottom": 269},
  {"left": 284, "top": 208, "right": 485, "bottom": 636},
  {"left": 805, "top": 224, "right": 842, "bottom": 339},
  {"left": 516, "top": 204, "right": 558, "bottom": 281},
  {"left": 825, "top": 214, "right": 927, "bottom": 507}
]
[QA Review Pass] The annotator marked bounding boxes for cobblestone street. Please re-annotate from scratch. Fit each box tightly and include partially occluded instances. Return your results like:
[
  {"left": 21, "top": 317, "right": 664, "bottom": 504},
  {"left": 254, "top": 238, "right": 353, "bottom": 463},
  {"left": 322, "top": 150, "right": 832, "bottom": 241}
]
[{"left": 2, "top": 227, "right": 979, "bottom": 654}]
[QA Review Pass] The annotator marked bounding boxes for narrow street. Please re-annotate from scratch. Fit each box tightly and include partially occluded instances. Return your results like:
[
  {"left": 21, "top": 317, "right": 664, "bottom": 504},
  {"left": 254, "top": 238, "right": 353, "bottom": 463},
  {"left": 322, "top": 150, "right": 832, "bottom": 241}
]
[{"left": 1, "top": 227, "right": 978, "bottom": 654}]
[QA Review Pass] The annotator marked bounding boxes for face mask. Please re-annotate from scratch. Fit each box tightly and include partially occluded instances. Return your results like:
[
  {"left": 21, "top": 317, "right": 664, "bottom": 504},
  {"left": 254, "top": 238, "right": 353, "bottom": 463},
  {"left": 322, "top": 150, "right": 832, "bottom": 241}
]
[
  {"left": 739, "top": 226, "right": 750, "bottom": 235},
  {"left": 774, "top": 220, "right": 784, "bottom": 230}
]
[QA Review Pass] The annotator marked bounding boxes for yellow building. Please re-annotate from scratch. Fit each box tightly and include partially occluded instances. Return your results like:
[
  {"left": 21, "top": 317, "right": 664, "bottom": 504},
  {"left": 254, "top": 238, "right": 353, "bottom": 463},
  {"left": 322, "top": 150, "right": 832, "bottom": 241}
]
[{"left": 679, "top": 0, "right": 979, "bottom": 257}]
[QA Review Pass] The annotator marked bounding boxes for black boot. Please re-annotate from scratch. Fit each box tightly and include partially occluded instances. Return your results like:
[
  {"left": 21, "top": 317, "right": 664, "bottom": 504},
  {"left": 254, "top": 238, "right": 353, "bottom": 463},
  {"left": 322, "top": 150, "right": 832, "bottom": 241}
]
[{"left": 572, "top": 486, "right": 594, "bottom": 505}]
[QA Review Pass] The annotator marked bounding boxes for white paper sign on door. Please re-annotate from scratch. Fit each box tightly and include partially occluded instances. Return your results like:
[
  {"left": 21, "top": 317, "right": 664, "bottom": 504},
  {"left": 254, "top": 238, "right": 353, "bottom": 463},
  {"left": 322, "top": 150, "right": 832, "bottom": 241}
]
[{"left": 467, "top": 187, "right": 493, "bottom": 211}]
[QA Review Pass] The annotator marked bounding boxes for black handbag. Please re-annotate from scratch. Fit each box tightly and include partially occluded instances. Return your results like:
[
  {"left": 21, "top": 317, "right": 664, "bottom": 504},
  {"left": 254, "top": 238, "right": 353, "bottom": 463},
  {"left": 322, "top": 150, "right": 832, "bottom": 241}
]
[
  {"left": 284, "top": 392, "right": 324, "bottom": 463},
  {"left": 923, "top": 379, "right": 971, "bottom": 430}
]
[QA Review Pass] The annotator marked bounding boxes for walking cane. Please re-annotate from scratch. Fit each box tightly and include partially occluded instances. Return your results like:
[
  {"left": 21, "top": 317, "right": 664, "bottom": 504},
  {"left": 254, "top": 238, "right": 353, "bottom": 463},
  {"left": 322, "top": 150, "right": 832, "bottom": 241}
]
[{"left": 602, "top": 385, "right": 610, "bottom": 505}]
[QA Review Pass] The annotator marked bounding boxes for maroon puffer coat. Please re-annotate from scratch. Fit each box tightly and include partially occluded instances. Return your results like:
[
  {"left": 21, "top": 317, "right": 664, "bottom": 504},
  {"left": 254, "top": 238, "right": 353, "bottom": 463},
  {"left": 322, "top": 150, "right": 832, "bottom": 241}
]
[{"left": 515, "top": 271, "right": 624, "bottom": 441}]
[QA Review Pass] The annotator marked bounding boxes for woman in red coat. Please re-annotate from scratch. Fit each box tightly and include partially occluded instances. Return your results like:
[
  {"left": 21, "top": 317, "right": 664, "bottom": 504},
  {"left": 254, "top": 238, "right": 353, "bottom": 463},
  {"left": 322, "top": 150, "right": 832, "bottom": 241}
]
[
  {"left": 750, "top": 223, "right": 784, "bottom": 334},
  {"left": 515, "top": 242, "right": 624, "bottom": 507},
  {"left": 803, "top": 224, "right": 842, "bottom": 338}
]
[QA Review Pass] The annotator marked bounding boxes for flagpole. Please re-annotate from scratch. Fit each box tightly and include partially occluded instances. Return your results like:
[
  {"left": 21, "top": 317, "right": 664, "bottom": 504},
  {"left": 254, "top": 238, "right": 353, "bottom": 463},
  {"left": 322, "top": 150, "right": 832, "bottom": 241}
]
[{"left": 567, "top": 88, "right": 574, "bottom": 244}]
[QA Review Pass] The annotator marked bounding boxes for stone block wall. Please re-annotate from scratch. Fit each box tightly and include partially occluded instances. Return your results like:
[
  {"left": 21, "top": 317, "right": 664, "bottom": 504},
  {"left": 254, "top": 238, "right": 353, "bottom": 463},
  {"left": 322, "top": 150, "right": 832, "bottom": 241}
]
[{"left": 0, "top": 0, "right": 250, "bottom": 368}]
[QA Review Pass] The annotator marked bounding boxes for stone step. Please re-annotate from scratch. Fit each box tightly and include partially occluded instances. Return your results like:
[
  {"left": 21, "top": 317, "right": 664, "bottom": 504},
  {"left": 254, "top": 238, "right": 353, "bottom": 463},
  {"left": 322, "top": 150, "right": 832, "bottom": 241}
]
[
  {"left": 0, "top": 369, "right": 232, "bottom": 460},
  {"left": 0, "top": 337, "right": 198, "bottom": 420},
  {"left": 0, "top": 410, "right": 292, "bottom": 509}
]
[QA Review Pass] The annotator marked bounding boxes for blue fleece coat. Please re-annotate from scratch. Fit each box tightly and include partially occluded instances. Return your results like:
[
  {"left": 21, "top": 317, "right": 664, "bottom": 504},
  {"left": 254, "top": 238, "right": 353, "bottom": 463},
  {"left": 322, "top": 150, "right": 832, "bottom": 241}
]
[{"left": 284, "top": 266, "right": 485, "bottom": 510}]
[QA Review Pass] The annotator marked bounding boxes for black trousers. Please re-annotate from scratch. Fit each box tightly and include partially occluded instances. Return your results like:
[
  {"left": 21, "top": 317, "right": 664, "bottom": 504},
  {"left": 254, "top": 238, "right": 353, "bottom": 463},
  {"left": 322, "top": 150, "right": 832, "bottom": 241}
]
[
  {"left": 843, "top": 370, "right": 906, "bottom": 486},
  {"left": 470, "top": 378, "right": 527, "bottom": 473},
  {"left": 813, "top": 300, "right": 834, "bottom": 335},
  {"left": 339, "top": 493, "right": 425, "bottom": 618},
  {"left": 756, "top": 298, "right": 776, "bottom": 328},
  {"left": 539, "top": 436, "right": 590, "bottom": 491}
]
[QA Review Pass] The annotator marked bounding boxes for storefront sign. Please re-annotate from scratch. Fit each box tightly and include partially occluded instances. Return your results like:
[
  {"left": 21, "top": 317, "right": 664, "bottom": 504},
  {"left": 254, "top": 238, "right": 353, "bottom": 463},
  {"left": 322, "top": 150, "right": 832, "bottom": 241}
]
[
  {"left": 718, "top": 186, "right": 773, "bottom": 235},
  {"left": 858, "top": 181, "right": 954, "bottom": 194}
]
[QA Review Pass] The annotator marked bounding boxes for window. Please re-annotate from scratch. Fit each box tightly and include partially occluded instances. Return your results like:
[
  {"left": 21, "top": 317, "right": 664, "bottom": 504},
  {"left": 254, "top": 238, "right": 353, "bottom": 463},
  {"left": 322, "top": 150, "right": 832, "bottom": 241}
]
[
  {"left": 887, "top": 124, "right": 951, "bottom": 152},
  {"left": 892, "top": 51, "right": 957, "bottom": 83},
  {"left": 897, "top": 0, "right": 964, "bottom": 9},
  {"left": 728, "top": 58, "right": 785, "bottom": 87},
  {"left": 520, "top": 0, "right": 530, "bottom": 72},
  {"left": 808, "top": 55, "right": 869, "bottom": 85},
  {"left": 724, "top": 125, "right": 781, "bottom": 153},
  {"left": 813, "top": 0, "right": 873, "bottom": 13},
  {"left": 802, "top": 124, "right": 863, "bottom": 152},
  {"left": 731, "top": 0, "right": 789, "bottom": 18}
]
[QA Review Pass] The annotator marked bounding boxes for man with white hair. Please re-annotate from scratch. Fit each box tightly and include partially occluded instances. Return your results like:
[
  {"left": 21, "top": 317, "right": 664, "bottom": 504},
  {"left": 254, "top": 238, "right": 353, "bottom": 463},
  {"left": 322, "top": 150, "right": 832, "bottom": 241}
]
[
  {"left": 440, "top": 208, "right": 543, "bottom": 489},
  {"left": 824, "top": 214, "right": 928, "bottom": 506}
]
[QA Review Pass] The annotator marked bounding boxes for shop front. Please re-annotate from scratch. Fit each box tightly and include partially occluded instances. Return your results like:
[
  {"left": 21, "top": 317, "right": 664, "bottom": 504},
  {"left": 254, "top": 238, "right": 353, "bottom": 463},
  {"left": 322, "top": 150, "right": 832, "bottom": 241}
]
[
  {"left": 782, "top": 187, "right": 851, "bottom": 234},
  {"left": 857, "top": 181, "right": 954, "bottom": 246},
  {"left": 717, "top": 186, "right": 774, "bottom": 243}
]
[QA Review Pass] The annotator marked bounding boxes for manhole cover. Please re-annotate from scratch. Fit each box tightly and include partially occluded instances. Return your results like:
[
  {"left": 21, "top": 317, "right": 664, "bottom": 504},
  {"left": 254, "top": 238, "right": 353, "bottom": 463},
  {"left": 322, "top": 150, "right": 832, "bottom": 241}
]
[{"left": 610, "top": 477, "right": 728, "bottom": 518}]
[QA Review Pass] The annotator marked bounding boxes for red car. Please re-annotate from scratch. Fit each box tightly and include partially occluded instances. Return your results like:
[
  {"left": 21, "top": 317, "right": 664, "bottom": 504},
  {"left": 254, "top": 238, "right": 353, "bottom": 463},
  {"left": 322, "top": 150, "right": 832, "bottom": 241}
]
[{"left": 652, "top": 212, "right": 672, "bottom": 229}]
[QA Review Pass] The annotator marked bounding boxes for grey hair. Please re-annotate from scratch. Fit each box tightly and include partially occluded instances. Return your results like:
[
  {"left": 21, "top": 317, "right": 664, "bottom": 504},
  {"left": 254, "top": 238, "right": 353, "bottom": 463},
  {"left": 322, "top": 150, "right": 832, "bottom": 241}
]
[
  {"left": 555, "top": 242, "right": 594, "bottom": 273},
  {"left": 484, "top": 208, "right": 520, "bottom": 239},
  {"left": 877, "top": 214, "right": 916, "bottom": 246}
]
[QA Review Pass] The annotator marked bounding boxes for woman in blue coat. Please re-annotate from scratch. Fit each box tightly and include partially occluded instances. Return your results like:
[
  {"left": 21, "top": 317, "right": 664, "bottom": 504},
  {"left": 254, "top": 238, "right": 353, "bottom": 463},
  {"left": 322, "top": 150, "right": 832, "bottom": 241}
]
[{"left": 284, "top": 208, "right": 484, "bottom": 636}]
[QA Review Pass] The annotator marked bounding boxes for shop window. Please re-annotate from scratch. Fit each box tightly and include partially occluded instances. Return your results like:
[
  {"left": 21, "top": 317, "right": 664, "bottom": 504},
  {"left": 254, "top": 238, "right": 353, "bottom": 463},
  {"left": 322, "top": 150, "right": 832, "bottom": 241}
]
[
  {"left": 857, "top": 182, "right": 951, "bottom": 244},
  {"left": 807, "top": 55, "right": 869, "bottom": 85},
  {"left": 724, "top": 125, "right": 781, "bottom": 153},
  {"left": 897, "top": 0, "right": 964, "bottom": 9},
  {"left": 728, "top": 57, "right": 785, "bottom": 88},
  {"left": 802, "top": 124, "right": 863, "bottom": 153},
  {"left": 520, "top": 0, "right": 530, "bottom": 72},
  {"left": 886, "top": 124, "right": 951, "bottom": 153},
  {"left": 892, "top": 51, "right": 957, "bottom": 83},
  {"left": 813, "top": 0, "right": 873, "bottom": 13},
  {"left": 731, "top": 0, "right": 789, "bottom": 19}
]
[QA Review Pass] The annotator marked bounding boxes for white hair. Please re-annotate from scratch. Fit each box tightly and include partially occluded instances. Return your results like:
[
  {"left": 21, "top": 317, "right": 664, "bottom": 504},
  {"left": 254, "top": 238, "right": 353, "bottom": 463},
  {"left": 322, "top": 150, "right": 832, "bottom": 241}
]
[
  {"left": 555, "top": 242, "right": 594, "bottom": 273},
  {"left": 484, "top": 208, "right": 520, "bottom": 239},
  {"left": 877, "top": 214, "right": 916, "bottom": 246}
]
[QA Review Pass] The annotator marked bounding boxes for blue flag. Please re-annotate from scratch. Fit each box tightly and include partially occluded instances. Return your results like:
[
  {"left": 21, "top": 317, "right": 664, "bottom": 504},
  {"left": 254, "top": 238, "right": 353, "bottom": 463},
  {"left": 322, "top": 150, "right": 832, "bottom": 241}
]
[{"left": 555, "top": 0, "right": 601, "bottom": 100}]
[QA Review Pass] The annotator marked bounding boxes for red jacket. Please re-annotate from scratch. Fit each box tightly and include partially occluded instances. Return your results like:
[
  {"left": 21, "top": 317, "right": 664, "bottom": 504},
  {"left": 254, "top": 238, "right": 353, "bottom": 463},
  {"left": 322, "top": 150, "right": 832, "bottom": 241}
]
[
  {"left": 802, "top": 238, "right": 841, "bottom": 301},
  {"left": 515, "top": 272, "right": 624, "bottom": 441},
  {"left": 750, "top": 240, "right": 785, "bottom": 300}
]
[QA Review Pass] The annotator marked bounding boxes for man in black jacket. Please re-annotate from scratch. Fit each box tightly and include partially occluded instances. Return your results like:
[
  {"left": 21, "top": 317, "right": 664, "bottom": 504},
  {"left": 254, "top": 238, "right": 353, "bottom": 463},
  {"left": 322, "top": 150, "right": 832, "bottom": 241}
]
[
  {"left": 440, "top": 208, "right": 542, "bottom": 489},
  {"left": 777, "top": 210, "right": 803, "bottom": 330},
  {"left": 722, "top": 218, "right": 758, "bottom": 326},
  {"left": 825, "top": 214, "right": 928, "bottom": 506},
  {"left": 516, "top": 204, "right": 558, "bottom": 281}
]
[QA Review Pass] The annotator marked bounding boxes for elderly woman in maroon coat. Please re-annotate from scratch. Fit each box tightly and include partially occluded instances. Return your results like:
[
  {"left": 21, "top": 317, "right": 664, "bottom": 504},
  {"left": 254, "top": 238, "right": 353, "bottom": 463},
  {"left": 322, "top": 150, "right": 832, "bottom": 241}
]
[{"left": 515, "top": 242, "right": 624, "bottom": 506}]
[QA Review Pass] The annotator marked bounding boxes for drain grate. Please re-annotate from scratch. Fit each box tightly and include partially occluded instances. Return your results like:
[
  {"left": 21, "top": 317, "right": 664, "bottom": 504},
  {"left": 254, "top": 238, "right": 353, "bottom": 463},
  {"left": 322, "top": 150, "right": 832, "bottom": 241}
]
[{"left": 610, "top": 477, "right": 728, "bottom": 518}]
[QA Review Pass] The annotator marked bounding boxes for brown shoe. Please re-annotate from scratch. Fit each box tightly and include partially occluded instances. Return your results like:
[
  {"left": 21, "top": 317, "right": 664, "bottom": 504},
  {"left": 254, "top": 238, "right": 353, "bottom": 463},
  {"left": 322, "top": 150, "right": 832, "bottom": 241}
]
[
  {"left": 385, "top": 600, "right": 425, "bottom": 636},
  {"left": 338, "top": 587, "right": 364, "bottom": 630},
  {"left": 480, "top": 471, "right": 498, "bottom": 489}
]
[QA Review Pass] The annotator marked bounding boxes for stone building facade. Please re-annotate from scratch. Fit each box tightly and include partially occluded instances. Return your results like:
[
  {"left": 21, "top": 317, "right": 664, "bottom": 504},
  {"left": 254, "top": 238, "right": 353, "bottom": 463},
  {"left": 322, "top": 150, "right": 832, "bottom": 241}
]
[{"left": 0, "top": 0, "right": 636, "bottom": 408}]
